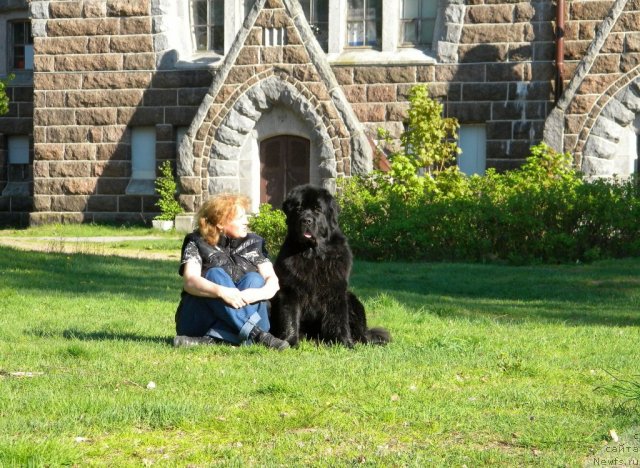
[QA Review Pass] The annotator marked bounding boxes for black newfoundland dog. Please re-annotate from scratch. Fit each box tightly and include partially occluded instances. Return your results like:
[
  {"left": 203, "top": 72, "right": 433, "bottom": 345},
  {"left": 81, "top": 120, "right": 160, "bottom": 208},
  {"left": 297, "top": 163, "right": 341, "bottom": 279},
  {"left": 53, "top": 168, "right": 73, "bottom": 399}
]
[{"left": 270, "top": 184, "right": 391, "bottom": 348}]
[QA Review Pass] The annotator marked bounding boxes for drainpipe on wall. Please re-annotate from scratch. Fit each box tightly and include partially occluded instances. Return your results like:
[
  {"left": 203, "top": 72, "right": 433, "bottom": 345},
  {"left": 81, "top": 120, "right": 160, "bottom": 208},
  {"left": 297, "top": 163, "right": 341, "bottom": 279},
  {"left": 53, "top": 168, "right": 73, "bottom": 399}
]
[{"left": 555, "top": 0, "right": 565, "bottom": 103}]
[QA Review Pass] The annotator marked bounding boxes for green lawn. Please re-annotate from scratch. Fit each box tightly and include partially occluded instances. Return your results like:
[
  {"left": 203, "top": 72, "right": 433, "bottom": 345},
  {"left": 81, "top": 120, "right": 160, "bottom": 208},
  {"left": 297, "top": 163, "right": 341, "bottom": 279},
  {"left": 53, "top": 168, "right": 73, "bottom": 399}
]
[{"left": 1, "top": 243, "right": 639, "bottom": 466}]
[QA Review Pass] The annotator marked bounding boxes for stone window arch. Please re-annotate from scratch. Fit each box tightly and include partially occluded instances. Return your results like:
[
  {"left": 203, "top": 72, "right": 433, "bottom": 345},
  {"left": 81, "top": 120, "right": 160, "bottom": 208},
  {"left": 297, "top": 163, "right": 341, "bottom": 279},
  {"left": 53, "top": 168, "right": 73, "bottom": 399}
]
[{"left": 582, "top": 80, "right": 640, "bottom": 178}]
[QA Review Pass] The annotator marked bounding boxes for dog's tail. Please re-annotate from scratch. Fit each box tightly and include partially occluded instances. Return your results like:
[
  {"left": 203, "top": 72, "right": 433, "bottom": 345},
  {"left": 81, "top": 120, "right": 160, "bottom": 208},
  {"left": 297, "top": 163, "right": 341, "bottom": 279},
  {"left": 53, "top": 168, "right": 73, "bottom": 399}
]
[{"left": 365, "top": 327, "right": 391, "bottom": 345}]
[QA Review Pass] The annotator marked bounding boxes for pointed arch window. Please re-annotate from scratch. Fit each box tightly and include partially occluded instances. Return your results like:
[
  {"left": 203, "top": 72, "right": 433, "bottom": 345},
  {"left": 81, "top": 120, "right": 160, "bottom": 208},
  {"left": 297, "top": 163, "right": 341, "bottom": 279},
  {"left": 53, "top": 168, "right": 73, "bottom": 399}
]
[
  {"left": 401, "top": 0, "right": 437, "bottom": 47},
  {"left": 347, "top": 0, "right": 382, "bottom": 48},
  {"left": 191, "top": 0, "right": 224, "bottom": 53},
  {"left": 300, "top": 0, "right": 329, "bottom": 52}
]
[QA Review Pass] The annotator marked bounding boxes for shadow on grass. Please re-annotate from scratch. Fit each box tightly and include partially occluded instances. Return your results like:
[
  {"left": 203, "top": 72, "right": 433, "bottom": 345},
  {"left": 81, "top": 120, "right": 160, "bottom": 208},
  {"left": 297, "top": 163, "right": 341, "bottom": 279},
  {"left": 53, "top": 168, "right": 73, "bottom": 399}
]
[
  {"left": 0, "top": 246, "right": 178, "bottom": 301},
  {"left": 351, "top": 259, "right": 640, "bottom": 327},
  {"left": 65, "top": 329, "right": 174, "bottom": 346},
  {"left": 25, "top": 327, "right": 174, "bottom": 345},
  {"left": 3, "top": 246, "right": 639, "bottom": 328}
]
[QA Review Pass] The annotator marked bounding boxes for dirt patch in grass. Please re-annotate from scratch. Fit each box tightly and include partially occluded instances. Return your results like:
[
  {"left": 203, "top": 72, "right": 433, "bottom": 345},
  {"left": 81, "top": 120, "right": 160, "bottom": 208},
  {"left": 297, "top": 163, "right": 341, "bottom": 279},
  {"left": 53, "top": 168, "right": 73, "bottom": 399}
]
[{"left": 0, "top": 237, "right": 177, "bottom": 260}]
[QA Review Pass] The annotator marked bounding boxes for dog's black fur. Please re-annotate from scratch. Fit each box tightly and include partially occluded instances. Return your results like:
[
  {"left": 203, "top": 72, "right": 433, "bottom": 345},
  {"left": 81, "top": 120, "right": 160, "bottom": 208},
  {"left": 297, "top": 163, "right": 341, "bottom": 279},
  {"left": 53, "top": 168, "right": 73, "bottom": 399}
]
[{"left": 270, "top": 184, "right": 390, "bottom": 347}]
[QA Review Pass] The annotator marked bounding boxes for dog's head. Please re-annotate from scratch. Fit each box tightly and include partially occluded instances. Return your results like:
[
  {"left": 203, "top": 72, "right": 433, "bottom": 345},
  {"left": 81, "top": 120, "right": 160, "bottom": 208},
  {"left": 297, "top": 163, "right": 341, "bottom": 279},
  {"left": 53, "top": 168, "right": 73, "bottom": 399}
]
[{"left": 282, "top": 184, "right": 340, "bottom": 247}]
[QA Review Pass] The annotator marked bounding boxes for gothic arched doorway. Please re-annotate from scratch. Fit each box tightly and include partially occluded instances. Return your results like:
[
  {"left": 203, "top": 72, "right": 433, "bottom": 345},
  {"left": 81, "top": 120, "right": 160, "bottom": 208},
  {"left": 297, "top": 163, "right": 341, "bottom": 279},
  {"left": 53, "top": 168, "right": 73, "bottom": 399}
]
[{"left": 260, "top": 135, "right": 310, "bottom": 208}]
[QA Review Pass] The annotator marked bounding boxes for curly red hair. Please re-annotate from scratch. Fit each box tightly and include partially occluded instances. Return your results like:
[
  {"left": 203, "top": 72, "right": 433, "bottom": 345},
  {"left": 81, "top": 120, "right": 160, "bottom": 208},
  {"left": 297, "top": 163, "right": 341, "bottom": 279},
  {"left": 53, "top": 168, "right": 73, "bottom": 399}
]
[{"left": 196, "top": 194, "right": 251, "bottom": 246}]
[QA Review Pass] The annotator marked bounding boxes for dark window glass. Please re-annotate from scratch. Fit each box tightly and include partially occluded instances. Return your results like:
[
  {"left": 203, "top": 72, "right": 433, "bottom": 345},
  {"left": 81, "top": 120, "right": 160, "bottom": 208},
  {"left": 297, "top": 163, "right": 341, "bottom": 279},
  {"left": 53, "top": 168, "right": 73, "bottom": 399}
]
[
  {"left": 11, "top": 21, "right": 33, "bottom": 70},
  {"left": 401, "top": 0, "right": 437, "bottom": 47},
  {"left": 347, "top": 0, "right": 381, "bottom": 48},
  {"left": 191, "top": 0, "right": 224, "bottom": 53},
  {"left": 300, "top": 0, "right": 329, "bottom": 52}
]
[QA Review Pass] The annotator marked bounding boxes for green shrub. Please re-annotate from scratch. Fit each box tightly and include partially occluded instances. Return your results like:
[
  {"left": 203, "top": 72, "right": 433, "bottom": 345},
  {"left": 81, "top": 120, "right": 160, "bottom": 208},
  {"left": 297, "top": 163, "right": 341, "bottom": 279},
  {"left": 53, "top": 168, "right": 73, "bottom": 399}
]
[
  {"left": 0, "top": 74, "right": 13, "bottom": 116},
  {"left": 249, "top": 203, "right": 286, "bottom": 259},
  {"left": 337, "top": 143, "right": 640, "bottom": 264}
]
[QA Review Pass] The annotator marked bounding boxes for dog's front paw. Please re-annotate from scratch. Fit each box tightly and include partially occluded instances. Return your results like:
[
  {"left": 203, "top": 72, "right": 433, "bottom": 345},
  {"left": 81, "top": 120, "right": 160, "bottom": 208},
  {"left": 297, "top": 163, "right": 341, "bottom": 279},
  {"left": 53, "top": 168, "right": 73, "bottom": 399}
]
[
  {"left": 334, "top": 337, "right": 353, "bottom": 348},
  {"left": 284, "top": 335, "right": 299, "bottom": 348}
]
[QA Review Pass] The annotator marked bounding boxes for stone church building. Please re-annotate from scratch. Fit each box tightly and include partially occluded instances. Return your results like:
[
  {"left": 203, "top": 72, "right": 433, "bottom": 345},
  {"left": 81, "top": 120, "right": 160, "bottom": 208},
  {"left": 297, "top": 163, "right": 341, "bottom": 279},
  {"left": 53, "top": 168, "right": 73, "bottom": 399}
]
[{"left": 0, "top": 0, "right": 638, "bottom": 226}]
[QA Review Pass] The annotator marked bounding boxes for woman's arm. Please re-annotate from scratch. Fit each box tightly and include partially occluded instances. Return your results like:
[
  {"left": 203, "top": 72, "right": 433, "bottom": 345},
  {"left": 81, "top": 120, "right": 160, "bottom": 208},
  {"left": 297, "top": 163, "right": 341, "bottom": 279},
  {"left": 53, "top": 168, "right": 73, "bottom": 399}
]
[
  {"left": 239, "top": 261, "right": 280, "bottom": 304},
  {"left": 182, "top": 261, "right": 247, "bottom": 309}
]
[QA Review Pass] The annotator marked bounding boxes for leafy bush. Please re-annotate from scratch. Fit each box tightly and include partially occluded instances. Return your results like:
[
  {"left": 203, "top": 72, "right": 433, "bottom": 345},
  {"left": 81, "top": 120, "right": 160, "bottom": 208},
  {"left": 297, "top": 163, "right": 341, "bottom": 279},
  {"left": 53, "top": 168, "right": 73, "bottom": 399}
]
[
  {"left": 154, "top": 161, "right": 184, "bottom": 221},
  {"left": 249, "top": 203, "right": 286, "bottom": 259},
  {"left": 337, "top": 143, "right": 640, "bottom": 264},
  {"left": 0, "top": 74, "right": 13, "bottom": 116}
]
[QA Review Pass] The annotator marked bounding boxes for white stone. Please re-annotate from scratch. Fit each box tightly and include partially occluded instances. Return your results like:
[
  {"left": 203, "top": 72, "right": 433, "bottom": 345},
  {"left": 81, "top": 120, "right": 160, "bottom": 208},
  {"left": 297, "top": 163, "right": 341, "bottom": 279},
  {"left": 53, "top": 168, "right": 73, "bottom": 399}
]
[
  {"left": 209, "top": 178, "right": 240, "bottom": 194},
  {"left": 318, "top": 159, "right": 337, "bottom": 178},
  {"left": 216, "top": 125, "right": 246, "bottom": 147},
  {"left": 30, "top": 1, "right": 50, "bottom": 20},
  {"left": 582, "top": 134, "right": 617, "bottom": 160},
  {"left": 224, "top": 109, "right": 255, "bottom": 134},
  {"left": 582, "top": 156, "right": 614, "bottom": 177},
  {"left": 247, "top": 86, "right": 269, "bottom": 112},
  {"left": 617, "top": 86, "right": 640, "bottom": 112},
  {"left": 235, "top": 95, "right": 262, "bottom": 121},
  {"left": 174, "top": 214, "right": 195, "bottom": 233},
  {"left": 601, "top": 98, "right": 635, "bottom": 126},
  {"left": 211, "top": 141, "right": 241, "bottom": 161},
  {"left": 31, "top": 20, "right": 47, "bottom": 38},
  {"left": 590, "top": 117, "right": 622, "bottom": 143},
  {"left": 209, "top": 159, "right": 239, "bottom": 177},
  {"left": 260, "top": 78, "right": 284, "bottom": 102}
]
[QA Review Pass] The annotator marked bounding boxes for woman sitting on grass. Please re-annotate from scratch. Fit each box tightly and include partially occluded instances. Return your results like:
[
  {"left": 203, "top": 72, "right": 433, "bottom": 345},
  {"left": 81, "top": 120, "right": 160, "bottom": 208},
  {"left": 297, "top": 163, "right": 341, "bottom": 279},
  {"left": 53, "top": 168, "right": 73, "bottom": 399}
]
[{"left": 173, "top": 194, "right": 289, "bottom": 350}]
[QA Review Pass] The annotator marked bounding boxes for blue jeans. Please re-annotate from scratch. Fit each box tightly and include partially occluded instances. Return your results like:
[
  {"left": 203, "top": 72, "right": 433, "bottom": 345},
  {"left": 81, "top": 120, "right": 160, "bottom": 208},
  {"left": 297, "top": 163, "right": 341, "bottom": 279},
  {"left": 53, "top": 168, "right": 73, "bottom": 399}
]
[{"left": 175, "top": 268, "right": 270, "bottom": 345}]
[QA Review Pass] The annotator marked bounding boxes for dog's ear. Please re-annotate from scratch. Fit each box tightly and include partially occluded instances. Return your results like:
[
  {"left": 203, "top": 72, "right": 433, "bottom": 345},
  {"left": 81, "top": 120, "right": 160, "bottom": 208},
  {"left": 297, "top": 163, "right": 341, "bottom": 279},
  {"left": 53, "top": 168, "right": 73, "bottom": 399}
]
[
  {"left": 282, "top": 197, "right": 293, "bottom": 216},
  {"left": 282, "top": 190, "right": 299, "bottom": 216},
  {"left": 325, "top": 193, "right": 340, "bottom": 231}
]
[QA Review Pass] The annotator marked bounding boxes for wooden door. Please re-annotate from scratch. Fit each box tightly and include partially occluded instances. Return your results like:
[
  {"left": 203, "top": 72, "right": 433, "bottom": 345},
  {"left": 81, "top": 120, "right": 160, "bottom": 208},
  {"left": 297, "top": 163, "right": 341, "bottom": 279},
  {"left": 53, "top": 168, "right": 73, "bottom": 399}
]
[{"left": 260, "top": 135, "right": 310, "bottom": 208}]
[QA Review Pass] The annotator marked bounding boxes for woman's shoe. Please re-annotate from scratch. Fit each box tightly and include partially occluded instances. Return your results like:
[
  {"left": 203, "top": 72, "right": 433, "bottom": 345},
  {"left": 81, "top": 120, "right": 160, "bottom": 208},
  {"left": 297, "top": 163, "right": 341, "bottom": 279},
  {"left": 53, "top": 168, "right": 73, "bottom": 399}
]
[
  {"left": 249, "top": 328, "right": 290, "bottom": 351},
  {"left": 173, "top": 335, "right": 219, "bottom": 347}
]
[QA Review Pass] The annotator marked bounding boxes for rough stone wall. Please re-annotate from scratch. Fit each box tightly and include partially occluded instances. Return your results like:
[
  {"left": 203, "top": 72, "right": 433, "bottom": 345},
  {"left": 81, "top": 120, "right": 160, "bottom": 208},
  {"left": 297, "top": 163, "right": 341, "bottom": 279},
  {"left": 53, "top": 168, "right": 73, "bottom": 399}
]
[
  {"left": 29, "top": 0, "right": 212, "bottom": 225},
  {"left": 8, "top": 0, "right": 636, "bottom": 224},
  {"left": 557, "top": 0, "right": 640, "bottom": 164},
  {"left": 340, "top": 0, "right": 556, "bottom": 170}
]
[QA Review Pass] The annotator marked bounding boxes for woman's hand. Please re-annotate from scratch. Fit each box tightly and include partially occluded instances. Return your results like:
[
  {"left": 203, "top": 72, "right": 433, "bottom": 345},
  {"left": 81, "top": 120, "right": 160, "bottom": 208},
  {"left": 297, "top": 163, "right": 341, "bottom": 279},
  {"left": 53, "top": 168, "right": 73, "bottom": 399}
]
[
  {"left": 183, "top": 261, "right": 248, "bottom": 308},
  {"left": 218, "top": 286, "right": 248, "bottom": 309}
]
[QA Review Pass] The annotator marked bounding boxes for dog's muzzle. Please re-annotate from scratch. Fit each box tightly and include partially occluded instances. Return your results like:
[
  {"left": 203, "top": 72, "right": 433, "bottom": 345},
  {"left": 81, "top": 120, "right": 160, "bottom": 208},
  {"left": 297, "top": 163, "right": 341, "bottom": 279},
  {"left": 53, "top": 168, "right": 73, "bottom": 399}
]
[{"left": 300, "top": 215, "right": 316, "bottom": 241}]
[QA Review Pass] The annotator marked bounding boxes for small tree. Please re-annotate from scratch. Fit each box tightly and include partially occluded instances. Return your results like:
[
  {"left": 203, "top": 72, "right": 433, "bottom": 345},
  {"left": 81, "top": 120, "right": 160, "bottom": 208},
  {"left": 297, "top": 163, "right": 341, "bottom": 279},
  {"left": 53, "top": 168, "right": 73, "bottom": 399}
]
[
  {"left": 376, "top": 84, "right": 461, "bottom": 199},
  {"left": 154, "top": 161, "right": 184, "bottom": 221},
  {"left": 400, "top": 84, "right": 460, "bottom": 173}
]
